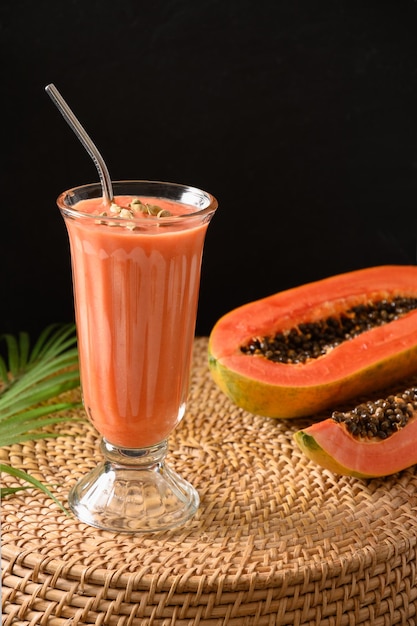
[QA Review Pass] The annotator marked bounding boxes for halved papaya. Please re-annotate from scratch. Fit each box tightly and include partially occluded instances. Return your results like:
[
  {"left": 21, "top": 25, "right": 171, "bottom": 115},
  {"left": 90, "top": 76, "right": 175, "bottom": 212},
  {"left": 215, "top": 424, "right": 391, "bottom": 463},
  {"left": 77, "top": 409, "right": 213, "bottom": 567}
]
[
  {"left": 294, "top": 409, "right": 417, "bottom": 478},
  {"left": 208, "top": 266, "right": 417, "bottom": 418}
]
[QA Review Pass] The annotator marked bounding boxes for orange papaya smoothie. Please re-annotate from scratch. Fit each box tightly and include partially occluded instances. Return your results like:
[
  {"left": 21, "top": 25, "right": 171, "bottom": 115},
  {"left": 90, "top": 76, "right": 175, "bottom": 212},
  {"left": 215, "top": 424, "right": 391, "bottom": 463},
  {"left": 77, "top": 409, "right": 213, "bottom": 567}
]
[{"left": 63, "top": 194, "right": 209, "bottom": 448}]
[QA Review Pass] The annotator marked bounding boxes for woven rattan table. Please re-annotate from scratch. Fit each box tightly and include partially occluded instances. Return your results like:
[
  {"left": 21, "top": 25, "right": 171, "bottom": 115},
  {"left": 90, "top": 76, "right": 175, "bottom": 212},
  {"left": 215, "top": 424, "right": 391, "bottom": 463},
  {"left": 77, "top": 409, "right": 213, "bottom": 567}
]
[{"left": 2, "top": 337, "right": 417, "bottom": 626}]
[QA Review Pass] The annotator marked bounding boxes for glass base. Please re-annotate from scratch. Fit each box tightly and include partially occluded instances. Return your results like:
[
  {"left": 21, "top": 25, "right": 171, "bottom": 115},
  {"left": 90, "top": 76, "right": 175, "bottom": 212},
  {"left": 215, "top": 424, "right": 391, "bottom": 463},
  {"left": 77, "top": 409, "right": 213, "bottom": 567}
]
[{"left": 68, "top": 439, "right": 199, "bottom": 533}]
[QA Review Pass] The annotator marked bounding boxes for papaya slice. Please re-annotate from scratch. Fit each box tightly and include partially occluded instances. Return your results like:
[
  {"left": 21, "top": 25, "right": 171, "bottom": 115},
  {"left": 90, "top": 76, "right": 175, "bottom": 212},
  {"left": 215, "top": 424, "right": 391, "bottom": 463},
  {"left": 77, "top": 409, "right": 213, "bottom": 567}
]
[
  {"left": 208, "top": 265, "right": 417, "bottom": 418},
  {"left": 294, "top": 392, "right": 417, "bottom": 477}
]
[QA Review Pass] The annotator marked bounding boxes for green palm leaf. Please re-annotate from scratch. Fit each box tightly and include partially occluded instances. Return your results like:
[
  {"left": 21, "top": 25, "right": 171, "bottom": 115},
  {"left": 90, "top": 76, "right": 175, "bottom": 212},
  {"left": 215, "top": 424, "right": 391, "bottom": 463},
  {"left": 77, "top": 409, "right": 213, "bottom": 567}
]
[
  {"left": 0, "top": 464, "right": 67, "bottom": 512},
  {"left": 0, "top": 324, "right": 82, "bottom": 507}
]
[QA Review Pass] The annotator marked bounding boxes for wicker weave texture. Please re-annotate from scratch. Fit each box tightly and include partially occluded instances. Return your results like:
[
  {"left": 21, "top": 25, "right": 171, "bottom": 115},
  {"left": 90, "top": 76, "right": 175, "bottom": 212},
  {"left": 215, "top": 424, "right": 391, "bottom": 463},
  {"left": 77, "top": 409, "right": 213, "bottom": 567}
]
[{"left": 2, "top": 337, "right": 417, "bottom": 625}]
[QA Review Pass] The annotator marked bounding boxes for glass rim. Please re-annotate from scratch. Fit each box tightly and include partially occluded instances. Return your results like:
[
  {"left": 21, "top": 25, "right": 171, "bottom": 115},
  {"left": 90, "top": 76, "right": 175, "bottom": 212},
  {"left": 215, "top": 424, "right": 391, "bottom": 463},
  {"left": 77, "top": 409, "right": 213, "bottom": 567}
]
[{"left": 57, "top": 179, "right": 218, "bottom": 223}]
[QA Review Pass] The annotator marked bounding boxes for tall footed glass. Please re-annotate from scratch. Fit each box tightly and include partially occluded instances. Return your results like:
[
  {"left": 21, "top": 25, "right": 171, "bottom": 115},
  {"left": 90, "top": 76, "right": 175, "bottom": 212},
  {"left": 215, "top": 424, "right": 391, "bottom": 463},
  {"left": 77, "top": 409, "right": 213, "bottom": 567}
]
[{"left": 57, "top": 180, "right": 217, "bottom": 532}]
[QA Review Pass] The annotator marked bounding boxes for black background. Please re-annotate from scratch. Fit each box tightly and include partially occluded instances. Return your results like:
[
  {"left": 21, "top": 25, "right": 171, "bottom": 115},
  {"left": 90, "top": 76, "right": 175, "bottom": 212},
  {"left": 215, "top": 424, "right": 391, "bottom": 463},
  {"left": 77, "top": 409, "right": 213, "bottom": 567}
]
[{"left": 2, "top": 0, "right": 417, "bottom": 338}]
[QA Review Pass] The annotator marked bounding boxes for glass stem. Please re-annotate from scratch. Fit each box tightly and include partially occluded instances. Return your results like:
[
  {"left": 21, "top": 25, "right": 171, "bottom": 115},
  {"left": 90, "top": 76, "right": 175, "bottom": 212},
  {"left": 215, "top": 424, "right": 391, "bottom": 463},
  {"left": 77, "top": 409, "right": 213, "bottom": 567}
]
[{"left": 101, "top": 439, "right": 168, "bottom": 468}]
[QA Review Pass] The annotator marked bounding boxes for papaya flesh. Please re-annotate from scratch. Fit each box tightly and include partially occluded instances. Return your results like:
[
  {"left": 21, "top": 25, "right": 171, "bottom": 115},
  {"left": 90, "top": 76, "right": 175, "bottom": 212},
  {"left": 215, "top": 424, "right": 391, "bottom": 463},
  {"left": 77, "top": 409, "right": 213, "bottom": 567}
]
[
  {"left": 208, "top": 265, "right": 417, "bottom": 418},
  {"left": 294, "top": 411, "right": 417, "bottom": 478}
]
